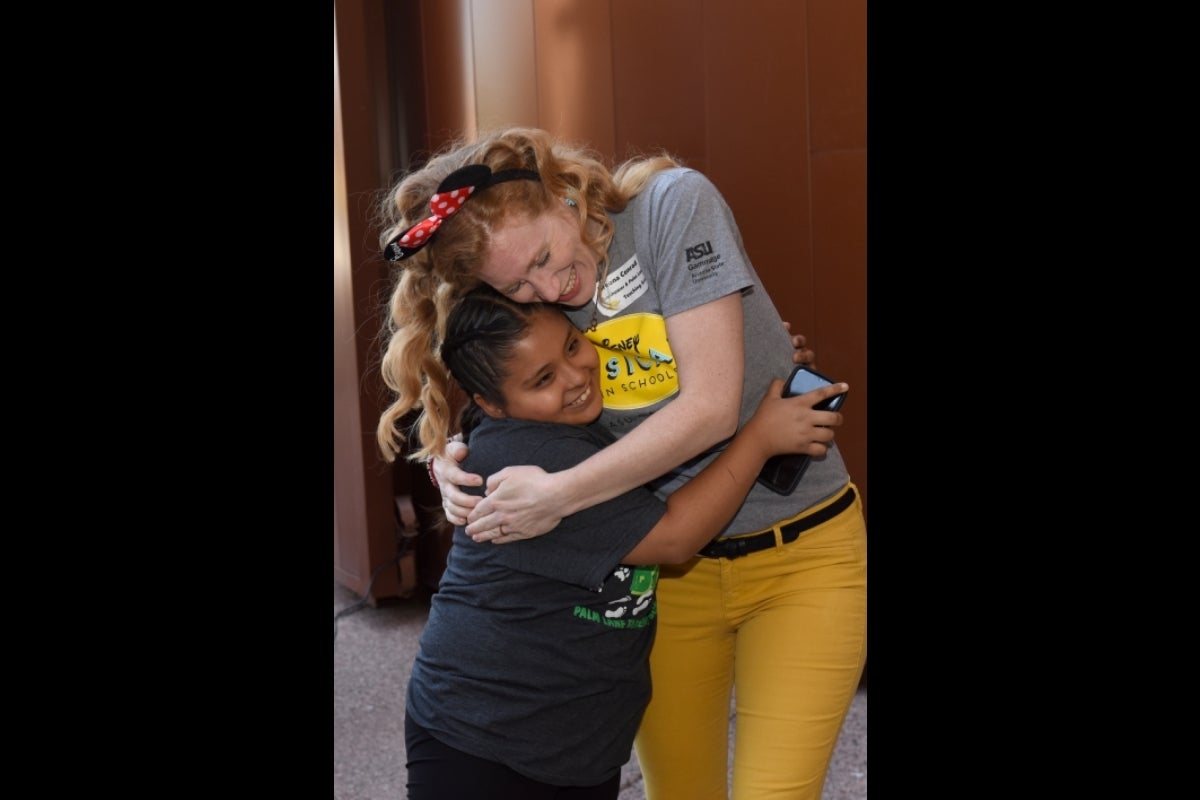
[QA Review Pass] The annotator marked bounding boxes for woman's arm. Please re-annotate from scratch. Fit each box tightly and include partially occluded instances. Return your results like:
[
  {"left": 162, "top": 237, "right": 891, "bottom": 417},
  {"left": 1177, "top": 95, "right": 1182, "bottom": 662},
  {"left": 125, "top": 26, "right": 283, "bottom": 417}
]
[
  {"left": 430, "top": 313, "right": 818, "bottom": 527},
  {"left": 463, "top": 293, "right": 746, "bottom": 541}
]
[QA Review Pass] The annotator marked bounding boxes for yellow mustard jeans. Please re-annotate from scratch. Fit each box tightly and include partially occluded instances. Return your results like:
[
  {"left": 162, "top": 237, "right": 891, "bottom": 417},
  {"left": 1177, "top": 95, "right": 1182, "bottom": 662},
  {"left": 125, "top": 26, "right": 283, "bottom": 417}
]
[{"left": 635, "top": 483, "right": 868, "bottom": 800}]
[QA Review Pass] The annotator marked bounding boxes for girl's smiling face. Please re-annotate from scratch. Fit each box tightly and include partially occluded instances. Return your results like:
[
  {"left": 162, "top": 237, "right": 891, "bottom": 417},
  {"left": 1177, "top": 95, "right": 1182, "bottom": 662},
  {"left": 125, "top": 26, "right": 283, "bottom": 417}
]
[{"left": 475, "top": 307, "right": 603, "bottom": 426}]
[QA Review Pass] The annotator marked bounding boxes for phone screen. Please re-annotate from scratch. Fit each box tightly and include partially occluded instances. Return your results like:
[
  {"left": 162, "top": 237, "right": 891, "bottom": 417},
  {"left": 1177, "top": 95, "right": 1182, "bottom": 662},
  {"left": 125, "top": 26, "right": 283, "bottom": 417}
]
[{"left": 784, "top": 366, "right": 846, "bottom": 411}]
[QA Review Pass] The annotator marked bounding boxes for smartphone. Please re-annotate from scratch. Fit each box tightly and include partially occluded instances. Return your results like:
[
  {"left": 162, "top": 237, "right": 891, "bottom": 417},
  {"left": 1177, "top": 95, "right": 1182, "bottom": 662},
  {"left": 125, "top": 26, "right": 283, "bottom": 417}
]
[{"left": 756, "top": 365, "right": 848, "bottom": 495}]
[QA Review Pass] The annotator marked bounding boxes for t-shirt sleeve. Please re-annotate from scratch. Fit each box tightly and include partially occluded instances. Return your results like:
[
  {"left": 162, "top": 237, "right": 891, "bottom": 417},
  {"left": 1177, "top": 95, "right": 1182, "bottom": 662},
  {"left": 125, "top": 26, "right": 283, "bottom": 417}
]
[
  {"left": 477, "top": 425, "right": 666, "bottom": 591},
  {"left": 640, "top": 168, "right": 756, "bottom": 318}
]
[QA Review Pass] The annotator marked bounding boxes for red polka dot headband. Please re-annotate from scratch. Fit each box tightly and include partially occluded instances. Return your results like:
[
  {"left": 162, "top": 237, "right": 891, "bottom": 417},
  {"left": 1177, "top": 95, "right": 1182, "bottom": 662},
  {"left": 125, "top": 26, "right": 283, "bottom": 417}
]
[{"left": 384, "top": 164, "right": 541, "bottom": 262}]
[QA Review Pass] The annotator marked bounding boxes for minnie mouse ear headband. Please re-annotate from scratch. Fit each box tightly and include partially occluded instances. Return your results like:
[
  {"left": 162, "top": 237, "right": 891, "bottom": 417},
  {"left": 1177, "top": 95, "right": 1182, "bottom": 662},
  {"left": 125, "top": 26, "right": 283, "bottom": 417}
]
[{"left": 384, "top": 164, "right": 542, "bottom": 262}]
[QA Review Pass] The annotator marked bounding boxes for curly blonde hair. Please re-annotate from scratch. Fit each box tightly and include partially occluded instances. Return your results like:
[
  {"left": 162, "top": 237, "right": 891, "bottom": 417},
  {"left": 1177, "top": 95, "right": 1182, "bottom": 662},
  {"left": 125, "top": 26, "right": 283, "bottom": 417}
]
[{"left": 373, "top": 127, "right": 681, "bottom": 463}]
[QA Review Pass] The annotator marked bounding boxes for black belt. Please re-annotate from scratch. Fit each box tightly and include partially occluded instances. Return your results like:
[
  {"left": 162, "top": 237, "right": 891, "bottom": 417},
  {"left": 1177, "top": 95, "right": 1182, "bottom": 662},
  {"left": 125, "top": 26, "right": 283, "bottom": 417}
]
[{"left": 697, "top": 487, "right": 856, "bottom": 560}]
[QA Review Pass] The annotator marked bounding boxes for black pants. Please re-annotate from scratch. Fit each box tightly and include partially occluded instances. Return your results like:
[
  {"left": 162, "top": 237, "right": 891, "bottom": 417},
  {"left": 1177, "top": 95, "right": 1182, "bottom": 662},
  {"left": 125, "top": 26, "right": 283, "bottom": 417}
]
[{"left": 404, "top": 714, "right": 620, "bottom": 800}]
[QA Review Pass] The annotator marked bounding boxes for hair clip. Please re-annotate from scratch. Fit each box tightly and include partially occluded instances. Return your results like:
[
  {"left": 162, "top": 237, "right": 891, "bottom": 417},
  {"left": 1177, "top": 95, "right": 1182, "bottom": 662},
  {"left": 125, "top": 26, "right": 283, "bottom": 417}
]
[{"left": 384, "top": 165, "right": 541, "bottom": 261}]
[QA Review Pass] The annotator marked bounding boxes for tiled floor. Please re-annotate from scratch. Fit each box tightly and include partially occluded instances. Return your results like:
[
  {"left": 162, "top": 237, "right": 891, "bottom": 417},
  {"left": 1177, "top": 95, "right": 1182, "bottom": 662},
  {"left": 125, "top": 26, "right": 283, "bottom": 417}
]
[{"left": 334, "top": 581, "right": 866, "bottom": 799}]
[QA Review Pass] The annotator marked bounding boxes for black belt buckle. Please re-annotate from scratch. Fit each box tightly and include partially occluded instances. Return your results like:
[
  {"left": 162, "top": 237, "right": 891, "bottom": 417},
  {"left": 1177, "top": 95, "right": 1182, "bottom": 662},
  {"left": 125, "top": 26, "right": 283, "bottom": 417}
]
[
  {"left": 698, "top": 528, "right": 775, "bottom": 560},
  {"left": 698, "top": 535, "right": 759, "bottom": 560}
]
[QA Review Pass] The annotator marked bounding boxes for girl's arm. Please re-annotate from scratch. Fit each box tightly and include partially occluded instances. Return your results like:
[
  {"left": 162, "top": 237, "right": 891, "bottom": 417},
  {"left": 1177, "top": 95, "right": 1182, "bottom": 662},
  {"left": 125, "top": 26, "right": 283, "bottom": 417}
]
[
  {"left": 620, "top": 378, "right": 847, "bottom": 564},
  {"left": 464, "top": 293, "right": 747, "bottom": 541}
]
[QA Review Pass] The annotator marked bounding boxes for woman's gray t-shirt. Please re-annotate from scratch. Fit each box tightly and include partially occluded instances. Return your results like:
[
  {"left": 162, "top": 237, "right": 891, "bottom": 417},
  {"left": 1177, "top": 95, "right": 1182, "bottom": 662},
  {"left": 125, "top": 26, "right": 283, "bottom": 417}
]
[{"left": 564, "top": 167, "right": 850, "bottom": 538}]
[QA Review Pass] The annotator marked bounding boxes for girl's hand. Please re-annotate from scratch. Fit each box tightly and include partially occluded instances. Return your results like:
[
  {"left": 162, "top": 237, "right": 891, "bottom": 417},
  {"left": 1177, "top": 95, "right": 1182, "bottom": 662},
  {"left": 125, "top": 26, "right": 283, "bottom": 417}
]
[{"left": 747, "top": 379, "right": 847, "bottom": 458}]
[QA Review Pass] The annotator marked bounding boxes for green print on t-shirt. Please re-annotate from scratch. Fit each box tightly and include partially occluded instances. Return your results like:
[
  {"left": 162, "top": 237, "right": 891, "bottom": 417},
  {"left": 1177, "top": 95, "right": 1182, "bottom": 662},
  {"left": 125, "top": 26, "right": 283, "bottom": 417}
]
[
  {"left": 571, "top": 564, "right": 659, "bottom": 629},
  {"left": 572, "top": 604, "right": 657, "bottom": 630},
  {"left": 630, "top": 565, "right": 659, "bottom": 594}
]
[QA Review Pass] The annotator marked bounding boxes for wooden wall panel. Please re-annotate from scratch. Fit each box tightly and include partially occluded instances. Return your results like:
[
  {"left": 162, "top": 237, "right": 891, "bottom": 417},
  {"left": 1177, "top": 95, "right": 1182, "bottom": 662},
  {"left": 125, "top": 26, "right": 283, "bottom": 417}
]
[
  {"left": 808, "top": 0, "right": 868, "bottom": 153},
  {"left": 532, "top": 0, "right": 616, "bottom": 155},
  {"left": 473, "top": 0, "right": 539, "bottom": 129},
  {"left": 806, "top": 0, "right": 867, "bottom": 517},
  {"left": 334, "top": 25, "right": 364, "bottom": 587},
  {"left": 811, "top": 149, "right": 867, "bottom": 510},
  {"left": 700, "top": 1, "right": 814, "bottom": 346},
  {"left": 609, "top": 0, "right": 707, "bottom": 167},
  {"left": 334, "top": 0, "right": 404, "bottom": 600},
  {"left": 420, "top": 0, "right": 476, "bottom": 145}
]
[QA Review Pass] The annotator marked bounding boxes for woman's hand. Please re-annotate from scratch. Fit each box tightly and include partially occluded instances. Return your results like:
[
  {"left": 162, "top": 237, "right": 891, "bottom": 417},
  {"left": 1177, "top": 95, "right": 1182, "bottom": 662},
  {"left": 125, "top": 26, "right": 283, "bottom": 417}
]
[
  {"left": 783, "top": 321, "right": 817, "bottom": 366},
  {"left": 430, "top": 440, "right": 483, "bottom": 526},
  {"left": 465, "top": 466, "right": 566, "bottom": 544}
]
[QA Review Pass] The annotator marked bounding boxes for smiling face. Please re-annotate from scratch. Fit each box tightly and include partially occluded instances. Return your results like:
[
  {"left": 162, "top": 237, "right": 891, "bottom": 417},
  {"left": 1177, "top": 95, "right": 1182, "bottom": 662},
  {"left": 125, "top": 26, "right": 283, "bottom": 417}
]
[
  {"left": 477, "top": 205, "right": 601, "bottom": 308},
  {"left": 475, "top": 306, "right": 604, "bottom": 426}
]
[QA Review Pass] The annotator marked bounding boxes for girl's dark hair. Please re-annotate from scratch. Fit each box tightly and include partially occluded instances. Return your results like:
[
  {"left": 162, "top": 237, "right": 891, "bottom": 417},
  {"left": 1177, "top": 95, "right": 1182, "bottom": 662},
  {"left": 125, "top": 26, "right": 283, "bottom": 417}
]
[{"left": 442, "top": 285, "right": 550, "bottom": 439}]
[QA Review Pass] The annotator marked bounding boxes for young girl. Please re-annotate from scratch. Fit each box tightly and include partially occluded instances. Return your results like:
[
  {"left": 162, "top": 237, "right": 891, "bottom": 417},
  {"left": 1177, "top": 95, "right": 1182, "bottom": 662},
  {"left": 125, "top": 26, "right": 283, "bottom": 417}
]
[{"left": 403, "top": 285, "right": 847, "bottom": 800}]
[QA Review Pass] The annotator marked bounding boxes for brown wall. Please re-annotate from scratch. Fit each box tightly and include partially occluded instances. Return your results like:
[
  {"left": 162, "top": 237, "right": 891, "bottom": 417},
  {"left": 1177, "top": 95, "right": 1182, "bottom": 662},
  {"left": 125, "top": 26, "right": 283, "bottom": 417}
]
[
  {"left": 335, "top": 0, "right": 867, "bottom": 601},
  {"left": 333, "top": 1, "right": 404, "bottom": 600}
]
